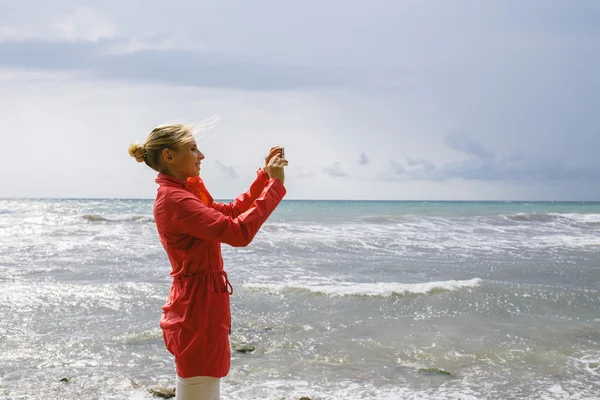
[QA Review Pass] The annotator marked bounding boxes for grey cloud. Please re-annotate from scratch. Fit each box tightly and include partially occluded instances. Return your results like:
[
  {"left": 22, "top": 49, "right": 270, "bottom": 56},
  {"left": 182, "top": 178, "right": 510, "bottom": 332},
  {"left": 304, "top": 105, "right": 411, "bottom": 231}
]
[
  {"left": 323, "top": 162, "right": 348, "bottom": 178},
  {"left": 444, "top": 133, "right": 495, "bottom": 161},
  {"left": 358, "top": 152, "right": 369, "bottom": 166},
  {"left": 389, "top": 160, "right": 405, "bottom": 175},
  {"left": 0, "top": 39, "right": 363, "bottom": 90},
  {"left": 2, "top": 1, "right": 598, "bottom": 91},
  {"left": 390, "top": 135, "right": 600, "bottom": 183},
  {"left": 214, "top": 159, "right": 238, "bottom": 179},
  {"left": 406, "top": 156, "right": 436, "bottom": 172},
  {"left": 398, "top": 156, "right": 438, "bottom": 180}
]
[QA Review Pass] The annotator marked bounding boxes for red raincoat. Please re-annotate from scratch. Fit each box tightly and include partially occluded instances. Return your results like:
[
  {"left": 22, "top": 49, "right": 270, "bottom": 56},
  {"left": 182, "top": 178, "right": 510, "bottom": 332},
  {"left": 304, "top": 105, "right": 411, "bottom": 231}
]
[{"left": 153, "top": 168, "right": 286, "bottom": 378}]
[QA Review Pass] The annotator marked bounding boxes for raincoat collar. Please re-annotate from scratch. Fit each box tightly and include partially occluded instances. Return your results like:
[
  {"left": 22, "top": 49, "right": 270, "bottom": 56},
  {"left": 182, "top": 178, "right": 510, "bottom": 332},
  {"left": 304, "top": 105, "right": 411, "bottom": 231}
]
[
  {"left": 155, "top": 172, "right": 186, "bottom": 188},
  {"left": 155, "top": 172, "right": 214, "bottom": 206}
]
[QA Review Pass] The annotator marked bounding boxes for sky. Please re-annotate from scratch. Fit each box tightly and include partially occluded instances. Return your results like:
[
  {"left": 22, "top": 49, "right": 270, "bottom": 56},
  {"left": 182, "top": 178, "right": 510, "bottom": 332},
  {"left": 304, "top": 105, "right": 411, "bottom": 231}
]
[{"left": 1, "top": 0, "right": 599, "bottom": 200}]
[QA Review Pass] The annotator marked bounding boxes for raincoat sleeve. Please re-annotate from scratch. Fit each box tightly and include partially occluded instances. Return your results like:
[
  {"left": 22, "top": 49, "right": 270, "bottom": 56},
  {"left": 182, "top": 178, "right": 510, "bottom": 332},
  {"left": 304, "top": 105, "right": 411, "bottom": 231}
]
[
  {"left": 211, "top": 168, "right": 269, "bottom": 218},
  {"left": 173, "top": 178, "right": 285, "bottom": 247}
]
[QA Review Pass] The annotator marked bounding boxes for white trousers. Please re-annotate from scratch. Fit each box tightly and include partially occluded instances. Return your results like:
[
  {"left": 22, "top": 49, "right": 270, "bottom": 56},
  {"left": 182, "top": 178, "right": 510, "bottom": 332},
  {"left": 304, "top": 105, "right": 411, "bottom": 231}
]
[{"left": 176, "top": 375, "right": 221, "bottom": 400}]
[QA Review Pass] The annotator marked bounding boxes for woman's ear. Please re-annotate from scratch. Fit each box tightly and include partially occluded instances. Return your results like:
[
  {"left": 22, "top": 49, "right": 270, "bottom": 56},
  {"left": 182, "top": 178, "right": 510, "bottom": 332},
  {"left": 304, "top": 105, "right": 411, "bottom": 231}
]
[{"left": 162, "top": 148, "right": 173, "bottom": 164}]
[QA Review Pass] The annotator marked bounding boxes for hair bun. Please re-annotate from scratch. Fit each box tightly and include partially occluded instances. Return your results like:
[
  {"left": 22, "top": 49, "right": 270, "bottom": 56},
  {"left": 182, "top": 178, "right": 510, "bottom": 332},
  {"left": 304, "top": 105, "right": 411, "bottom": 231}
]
[{"left": 128, "top": 142, "right": 145, "bottom": 163}]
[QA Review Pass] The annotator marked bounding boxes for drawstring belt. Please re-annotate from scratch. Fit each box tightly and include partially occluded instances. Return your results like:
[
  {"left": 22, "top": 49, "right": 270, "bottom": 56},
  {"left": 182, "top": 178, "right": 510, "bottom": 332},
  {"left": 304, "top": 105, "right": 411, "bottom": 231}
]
[
  {"left": 220, "top": 270, "right": 233, "bottom": 295},
  {"left": 175, "top": 269, "right": 234, "bottom": 295}
]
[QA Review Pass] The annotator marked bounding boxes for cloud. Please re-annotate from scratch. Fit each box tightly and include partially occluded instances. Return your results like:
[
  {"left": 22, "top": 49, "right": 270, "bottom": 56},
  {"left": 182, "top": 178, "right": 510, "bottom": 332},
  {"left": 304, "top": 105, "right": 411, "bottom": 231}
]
[
  {"left": 406, "top": 156, "right": 436, "bottom": 172},
  {"left": 389, "top": 134, "right": 600, "bottom": 183},
  {"left": 2, "top": 2, "right": 600, "bottom": 201},
  {"left": 294, "top": 168, "right": 315, "bottom": 179},
  {"left": 358, "top": 152, "right": 369, "bottom": 166},
  {"left": 0, "top": 7, "right": 118, "bottom": 43},
  {"left": 444, "top": 133, "right": 495, "bottom": 161},
  {"left": 57, "top": 7, "right": 119, "bottom": 42},
  {"left": 214, "top": 159, "right": 238, "bottom": 179},
  {"left": 389, "top": 160, "right": 405, "bottom": 175},
  {"left": 0, "top": 39, "right": 364, "bottom": 90},
  {"left": 323, "top": 162, "right": 348, "bottom": 178}
]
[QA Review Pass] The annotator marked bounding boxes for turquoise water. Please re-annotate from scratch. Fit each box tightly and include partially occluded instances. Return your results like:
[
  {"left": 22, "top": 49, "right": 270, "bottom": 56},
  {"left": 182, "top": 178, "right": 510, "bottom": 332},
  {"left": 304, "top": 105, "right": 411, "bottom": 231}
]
[{"left": 0, "top": 199, "right": 599, "bottom": 399}]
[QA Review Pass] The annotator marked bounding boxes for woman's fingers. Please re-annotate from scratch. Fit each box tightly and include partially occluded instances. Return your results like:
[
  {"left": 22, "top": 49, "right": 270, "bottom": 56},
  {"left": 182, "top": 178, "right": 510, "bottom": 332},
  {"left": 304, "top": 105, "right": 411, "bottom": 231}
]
[
  {"left": 265, "top": 155, "right": 286, "bottom": 184},
  {"left": 269, "top": 156, "right": 288, "bottom": 165},
  {"left": 268, "top": 155, "right": 279, "bottom": 166},
  {"left": 265, "top": 147, "right": 283, "bottom": 165}
]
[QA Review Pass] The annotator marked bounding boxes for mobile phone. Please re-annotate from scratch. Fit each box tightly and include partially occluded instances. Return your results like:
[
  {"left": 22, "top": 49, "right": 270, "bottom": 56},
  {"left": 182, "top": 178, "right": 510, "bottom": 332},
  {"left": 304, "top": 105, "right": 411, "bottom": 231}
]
[{"left": 280, "top": 147, "right": 285, "bottom": 159}]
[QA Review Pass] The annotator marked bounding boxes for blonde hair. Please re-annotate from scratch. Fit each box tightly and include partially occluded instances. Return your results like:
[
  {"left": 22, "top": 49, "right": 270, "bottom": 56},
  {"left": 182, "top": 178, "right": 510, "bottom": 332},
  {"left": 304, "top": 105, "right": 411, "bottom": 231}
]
[{"left": 128, "top": 124, "right": 195, "bottom": 171}]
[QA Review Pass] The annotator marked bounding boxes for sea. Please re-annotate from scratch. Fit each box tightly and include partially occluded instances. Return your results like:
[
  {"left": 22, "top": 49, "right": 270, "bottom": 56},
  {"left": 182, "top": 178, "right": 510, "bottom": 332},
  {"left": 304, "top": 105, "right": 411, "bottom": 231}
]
[{"left": 0, "top": 199, "right": 599, "bottom": 400}]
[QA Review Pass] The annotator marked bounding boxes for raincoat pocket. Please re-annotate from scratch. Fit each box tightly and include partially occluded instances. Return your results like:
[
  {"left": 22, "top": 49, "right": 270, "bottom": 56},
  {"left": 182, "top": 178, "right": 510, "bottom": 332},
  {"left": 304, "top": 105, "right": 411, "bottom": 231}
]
[{"left": 206, "top": 291, "right": 231, "bottom": 341}]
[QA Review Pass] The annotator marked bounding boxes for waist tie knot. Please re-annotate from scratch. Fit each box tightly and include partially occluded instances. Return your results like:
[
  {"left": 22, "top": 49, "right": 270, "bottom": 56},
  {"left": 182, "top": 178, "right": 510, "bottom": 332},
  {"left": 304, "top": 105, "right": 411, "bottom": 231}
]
[{"left": 220, "top": 270, "right": 233, "bottom": 295}]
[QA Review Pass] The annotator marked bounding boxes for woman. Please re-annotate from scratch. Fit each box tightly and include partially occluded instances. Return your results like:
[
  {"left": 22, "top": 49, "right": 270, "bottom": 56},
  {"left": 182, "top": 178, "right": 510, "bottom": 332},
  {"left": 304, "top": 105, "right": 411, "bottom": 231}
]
[{"left": 128, "top": 123, "right": 287, "bottom": 400}]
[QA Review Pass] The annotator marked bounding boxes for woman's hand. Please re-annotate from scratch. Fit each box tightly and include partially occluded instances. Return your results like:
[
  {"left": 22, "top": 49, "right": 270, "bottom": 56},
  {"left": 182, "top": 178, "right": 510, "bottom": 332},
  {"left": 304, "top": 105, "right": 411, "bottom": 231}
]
[
  {"left": 265, "top": 146, "right": 284, "bottom": 167},
  {"left": 264, "top": 155, "right": 288, "bottom": 184}
]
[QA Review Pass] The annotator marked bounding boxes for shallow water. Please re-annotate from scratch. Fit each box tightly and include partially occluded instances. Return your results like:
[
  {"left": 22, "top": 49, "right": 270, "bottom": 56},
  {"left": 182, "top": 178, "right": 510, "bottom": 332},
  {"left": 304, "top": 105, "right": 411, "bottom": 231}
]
[{"left": 0, "top": 199, "right": 599, "bottom": 399}]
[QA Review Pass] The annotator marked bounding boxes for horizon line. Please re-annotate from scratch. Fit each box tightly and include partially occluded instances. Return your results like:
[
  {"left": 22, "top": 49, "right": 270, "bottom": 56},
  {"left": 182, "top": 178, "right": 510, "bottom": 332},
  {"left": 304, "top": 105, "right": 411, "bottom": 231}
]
[{"left": 1, "top": 197, "right": 599, "bottom": 203}]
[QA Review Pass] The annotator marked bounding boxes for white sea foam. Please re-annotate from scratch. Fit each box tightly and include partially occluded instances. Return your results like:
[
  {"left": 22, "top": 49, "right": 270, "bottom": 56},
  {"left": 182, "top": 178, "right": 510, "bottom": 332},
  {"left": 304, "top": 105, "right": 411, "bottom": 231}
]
[
  {"left": 554, "top": 212, "right": 600, "bottom": 224},
  {"left": 506, "top": 212, "right": 600, "bottom": 226},
  {"left": 245, "top": 278, "right": 482, "bottom": 298},
  {"left": 222, "top": 378, "right": 481, "bottom": 400},
  {"left": 532, "top": 235, "right": 600, "bottom": 248},
  {"left": 569, "top": 351, "right": 600, "bottom": 380}
]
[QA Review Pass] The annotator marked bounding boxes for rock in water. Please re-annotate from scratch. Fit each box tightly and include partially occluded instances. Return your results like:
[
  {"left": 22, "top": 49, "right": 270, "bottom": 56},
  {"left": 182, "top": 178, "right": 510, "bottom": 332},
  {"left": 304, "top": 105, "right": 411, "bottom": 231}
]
[
  {"left": 148, "top": 386, "right": 176, "bottom": 398},
  {"left": 233, "top": 343, "right": 256, "bottom": 353},
  {"left": 129, "top": 377, "right": 143, "bottom": 389},
  {"left": 59, "top": 378, "right": 69, "bottom": 383},
  {"left": 418, "top": 367, "right": 452, "bottom": 376},
  {"left": 299, "top": 397, "right": 312, "bottom": 400}
]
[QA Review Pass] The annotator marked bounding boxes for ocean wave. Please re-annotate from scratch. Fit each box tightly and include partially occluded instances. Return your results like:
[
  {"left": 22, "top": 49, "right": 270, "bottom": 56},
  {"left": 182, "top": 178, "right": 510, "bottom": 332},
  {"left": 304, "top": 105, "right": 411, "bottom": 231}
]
[
  {"left": 554, "top": 212, "right": 600, "bottom": 224},
  {"left": 505, "top": 212, "right": 600, "bottom": 225},
  {"left": 358, "top": 211, "right": 600, "bottom": 227},
  {"left": 533, "top": 235, "right": 600, "bottom": 248},
  {"left": 253, "top": 218, "right": 600, "bottom": 253},
  {"left": 357, "top": 215, "right": 410, "bottom": 224},
  {"left": 505, "top": 213, "right": 557, "bottom": 223},
  {"left": 81, "top": 214, "right": 154, "bottom": 223},
  {"left": 568, "top": 351, "right": 600, "bottom": 379},
  {"left": 245, "top": 278, "right": 482, "bottom": 298}
]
